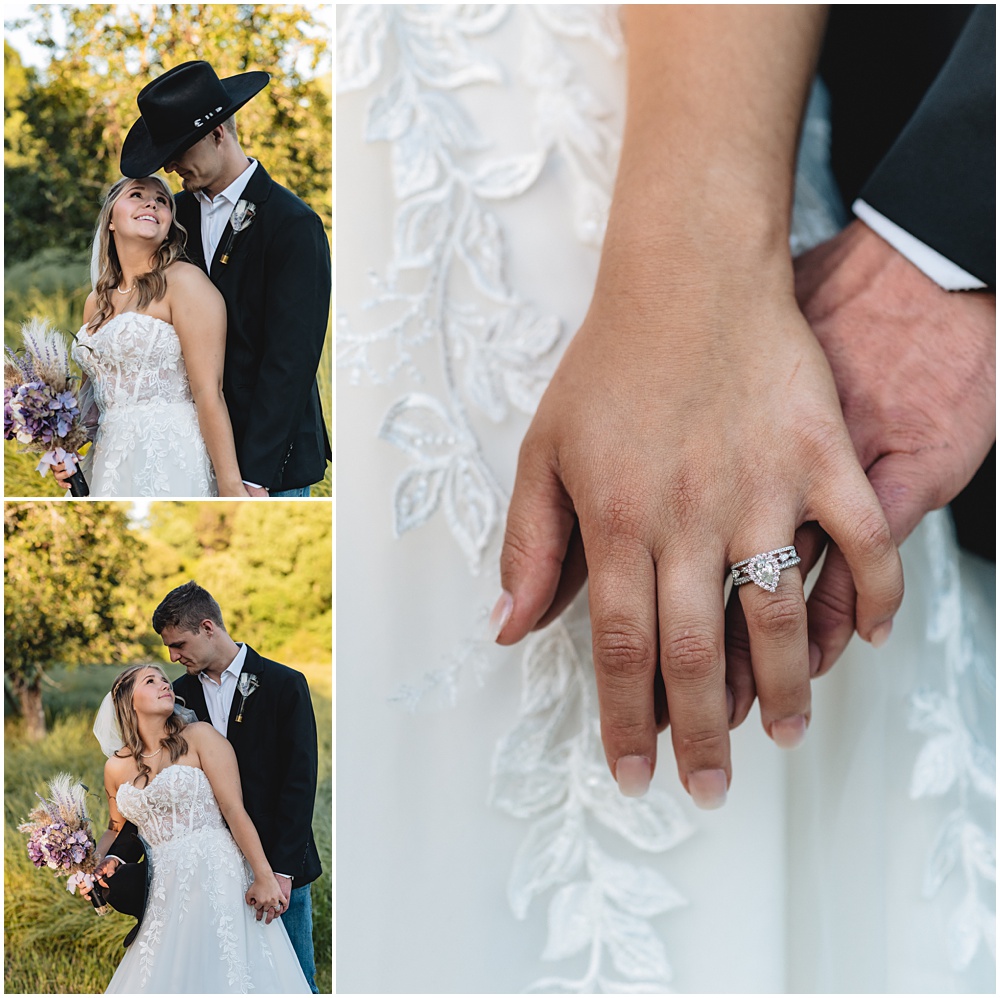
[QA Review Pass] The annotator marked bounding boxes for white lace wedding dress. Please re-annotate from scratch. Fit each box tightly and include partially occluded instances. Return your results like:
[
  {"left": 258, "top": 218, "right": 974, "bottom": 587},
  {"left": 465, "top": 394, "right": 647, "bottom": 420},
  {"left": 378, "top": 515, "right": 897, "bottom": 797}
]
[
  {"left": 73, "top": 312, "right": 217, "bottom": 497},
  {"left": 104, "top": 765, "right": 308, "bottom": 995},
  {"left": 337, "top": 6, "right": 995, "bottom": 993}
]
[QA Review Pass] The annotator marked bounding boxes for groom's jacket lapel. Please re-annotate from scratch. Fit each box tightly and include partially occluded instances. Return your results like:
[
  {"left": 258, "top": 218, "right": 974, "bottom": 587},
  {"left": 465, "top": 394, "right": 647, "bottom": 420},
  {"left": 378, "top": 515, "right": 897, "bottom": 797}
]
[
  {"left": 208, "top": 164, "right": 274, "bottom": 281},
  {"left": 226, "top": 647, "right": 265, "bottom": 749},
  {"left": 174, "top": 164, "right": 275, "bottom": 280}
]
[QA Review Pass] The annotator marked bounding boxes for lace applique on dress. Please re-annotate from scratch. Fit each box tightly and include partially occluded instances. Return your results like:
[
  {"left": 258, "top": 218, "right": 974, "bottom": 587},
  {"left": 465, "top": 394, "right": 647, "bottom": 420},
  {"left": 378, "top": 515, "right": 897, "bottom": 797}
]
[
  {"left": 339, "top": 8, "right": 696, "bottom": 991},
  {"left": 72, "top": 312, "right": 217, "bottom": 497},
  {"left": 115, "top": 766, "right": 254, "bottom": 991},
  {"left": 909, "top": 511, "right": 996, "bottom": 971}
]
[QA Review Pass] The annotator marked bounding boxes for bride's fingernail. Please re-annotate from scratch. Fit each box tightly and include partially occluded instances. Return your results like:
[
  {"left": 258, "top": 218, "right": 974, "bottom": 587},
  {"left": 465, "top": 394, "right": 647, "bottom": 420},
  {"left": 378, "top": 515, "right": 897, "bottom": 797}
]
[
  {"left": 870, "top": 619, "right": 893, "bottom": 648},
  {"left": 809, "top": 642, "right": 822, "bottom": 676},
  {"left": 771, "top": 714, "right": 808, "bottom": 749},
  {"left": 488, "top": 590, "right": 514, "bottom": 642},
  {"left": 615, "top": 755, "right": 651, "bottom": 797},
  {"left": 688, "top": 769, "right": 728, "bottom": 810},
  {"left": 726, "top": 684, "right": 736, "bottom": 724}
]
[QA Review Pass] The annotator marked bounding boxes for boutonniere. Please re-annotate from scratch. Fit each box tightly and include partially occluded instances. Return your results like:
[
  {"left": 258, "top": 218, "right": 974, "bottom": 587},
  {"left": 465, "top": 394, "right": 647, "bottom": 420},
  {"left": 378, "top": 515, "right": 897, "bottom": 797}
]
[
  {"left": 220, "top": 199, "right": 257, "bottom": 265},
  {"left": 234, "top": 672, "right": 260, "bottom": 723}
]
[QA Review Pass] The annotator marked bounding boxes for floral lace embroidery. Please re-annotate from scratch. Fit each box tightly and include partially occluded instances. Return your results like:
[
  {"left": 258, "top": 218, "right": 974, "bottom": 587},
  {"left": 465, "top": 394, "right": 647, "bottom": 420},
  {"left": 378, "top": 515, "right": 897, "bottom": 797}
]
[
  {"left": 908, "top": 510, "right": 996, "bottom": 971},
  {"left": 339, "top": 7, "right": 696, "bottom": 991},
  {"left": 116, "top": 766, "right": 254, "bottom": 992},
  {"left": 72, "top": 312, "right": 217, "bottom": 497}
]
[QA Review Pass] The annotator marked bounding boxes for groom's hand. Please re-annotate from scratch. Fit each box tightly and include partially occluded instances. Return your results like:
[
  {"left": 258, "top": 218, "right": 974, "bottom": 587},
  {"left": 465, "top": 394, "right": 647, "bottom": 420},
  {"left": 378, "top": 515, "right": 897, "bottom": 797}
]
[
  {"left": 79, "top": 856, "right": 120, "bottom": 899},
  {"left": 728, "top": 221, "right": 994, "bottom": 684}
]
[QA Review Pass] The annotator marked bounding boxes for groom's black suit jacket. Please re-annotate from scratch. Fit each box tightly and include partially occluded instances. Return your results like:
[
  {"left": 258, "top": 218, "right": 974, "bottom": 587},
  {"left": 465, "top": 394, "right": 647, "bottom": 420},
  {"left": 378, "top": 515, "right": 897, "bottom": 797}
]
[
  {"left": 176, "top": 162, "right": 332, "bottom": 492},
  {"left": 112, "top": 647, "right": 322, "bottom": 887},
  {"left": 821, "top": 4, "right": 994, "bottom": 287}
]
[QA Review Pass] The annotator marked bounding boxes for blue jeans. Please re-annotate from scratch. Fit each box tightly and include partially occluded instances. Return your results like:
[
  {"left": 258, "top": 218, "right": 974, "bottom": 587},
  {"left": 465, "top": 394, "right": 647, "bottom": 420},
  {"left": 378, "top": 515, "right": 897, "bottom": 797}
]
[
  {"left": 281, "top": 884, "right": 319, "bottom": 995},
  {"left": 271, "top": 486, "right": 311, "bottom": 498},
  {"left": 281, "top": 883, "right": 318, "bottom": 992}
]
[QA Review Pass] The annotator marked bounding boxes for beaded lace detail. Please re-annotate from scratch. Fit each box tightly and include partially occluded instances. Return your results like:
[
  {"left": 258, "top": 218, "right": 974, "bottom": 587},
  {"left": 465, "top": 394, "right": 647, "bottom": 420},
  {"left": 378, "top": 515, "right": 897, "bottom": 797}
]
[
  {"left": 115, "top": 765, "right": 270, "bottom": 992},
  {"left": 72, "top": 312, "right": 217, "bottom": 496}
]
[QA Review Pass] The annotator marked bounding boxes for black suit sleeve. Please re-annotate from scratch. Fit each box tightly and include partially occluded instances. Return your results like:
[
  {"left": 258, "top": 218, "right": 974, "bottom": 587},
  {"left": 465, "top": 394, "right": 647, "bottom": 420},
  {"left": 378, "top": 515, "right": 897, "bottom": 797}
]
[
  {"left": 859, "top": 4, "right": 995, "bottom": 286},
  {"left": 271, "top": 668, "right": 319, "bottom": 877},
  {"left": 239, "top": 209, "right": 331, "bottom": 488},
  {"left": 106, "top": 821, "right": 144, "bottom": 864}
]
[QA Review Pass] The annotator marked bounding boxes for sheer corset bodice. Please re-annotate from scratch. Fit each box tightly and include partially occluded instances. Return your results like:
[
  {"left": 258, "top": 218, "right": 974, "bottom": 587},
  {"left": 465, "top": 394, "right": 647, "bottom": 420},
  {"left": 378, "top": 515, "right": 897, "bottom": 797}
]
[
  {"left": 73, "top": 312, "right": 195, "bottom": 413},
  {"left": 115, "top": 765, "right": 227, "bottom": 848},
  {"left": 71, "top": 312, "right": 217, "bottom": 496}
]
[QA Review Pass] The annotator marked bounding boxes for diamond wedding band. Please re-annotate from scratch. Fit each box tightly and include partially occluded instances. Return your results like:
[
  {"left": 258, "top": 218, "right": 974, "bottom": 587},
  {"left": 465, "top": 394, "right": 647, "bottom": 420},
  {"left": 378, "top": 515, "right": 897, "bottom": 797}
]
[{"left": 730, "top": 545, "right": 801, "bottom": 592}]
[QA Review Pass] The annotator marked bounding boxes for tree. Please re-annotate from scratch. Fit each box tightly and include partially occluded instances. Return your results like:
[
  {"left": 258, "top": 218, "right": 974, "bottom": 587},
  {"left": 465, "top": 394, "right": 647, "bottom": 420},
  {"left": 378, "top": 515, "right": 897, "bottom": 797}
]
[
  {"left": 143, "top": 501, "right": 332, "bottom": 663},
  {"left": 4, "top": 502, "right": 151, "bottom": 738},
  {"left": 5, "top": 4, "right": 331, "bottom": 263}
]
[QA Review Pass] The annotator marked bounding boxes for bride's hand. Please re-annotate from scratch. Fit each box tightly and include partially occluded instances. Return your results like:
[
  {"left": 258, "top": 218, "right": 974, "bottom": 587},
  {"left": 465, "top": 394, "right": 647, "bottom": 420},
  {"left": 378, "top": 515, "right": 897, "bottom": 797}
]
[
  {"left": 245, "top": 870, "right": 285, "bottom": 922},
  {"left": 50, "top": 461, "right": 73, "bottom": 489},
  {"left": 497, "top": 240, "right": 903, "bottom": 807}
]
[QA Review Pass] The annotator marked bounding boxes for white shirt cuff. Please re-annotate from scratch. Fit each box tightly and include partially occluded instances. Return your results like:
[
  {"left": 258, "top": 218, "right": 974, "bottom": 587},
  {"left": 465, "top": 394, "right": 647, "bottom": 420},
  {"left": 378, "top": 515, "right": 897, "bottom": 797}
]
[{"left": 852, "top": 199, "right": 986, "bottom": 291}]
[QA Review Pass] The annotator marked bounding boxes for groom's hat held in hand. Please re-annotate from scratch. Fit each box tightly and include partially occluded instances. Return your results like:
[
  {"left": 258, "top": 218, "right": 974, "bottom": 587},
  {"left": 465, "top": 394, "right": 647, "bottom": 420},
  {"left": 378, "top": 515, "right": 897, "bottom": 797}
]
[{"left": 120, "top": 61, "right": 269, "bottom": 177}]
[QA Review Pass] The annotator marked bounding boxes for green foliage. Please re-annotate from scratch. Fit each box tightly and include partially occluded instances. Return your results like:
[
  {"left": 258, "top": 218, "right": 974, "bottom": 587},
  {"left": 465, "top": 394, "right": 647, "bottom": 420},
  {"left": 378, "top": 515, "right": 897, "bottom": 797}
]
[
  {"left": 5, "top": 4, "right": 331, "bottom": 264},
  {"left": 4, "top": 503, "right": 152, "bottom": 737},
  {"left": 142, "top": 501, "right": 332, "bottom": 664},
  {"left": 4, "top": 666, "right": 332, "bottom": 993}
]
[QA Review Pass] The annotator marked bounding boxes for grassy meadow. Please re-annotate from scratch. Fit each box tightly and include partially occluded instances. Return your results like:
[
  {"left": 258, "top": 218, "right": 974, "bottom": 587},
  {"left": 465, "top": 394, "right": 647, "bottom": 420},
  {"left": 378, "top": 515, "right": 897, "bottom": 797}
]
[
  {"left": 4, "top": 250, "right": 333, "bottom": 498},
  {"left": 4, "top": 662, "right": 333, "bottom": 994}
]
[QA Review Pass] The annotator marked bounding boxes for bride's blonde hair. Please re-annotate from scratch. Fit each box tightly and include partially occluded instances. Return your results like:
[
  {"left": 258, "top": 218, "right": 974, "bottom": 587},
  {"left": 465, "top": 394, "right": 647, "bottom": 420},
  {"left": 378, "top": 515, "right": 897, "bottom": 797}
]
[
  {"left": 110, "top": 664, "right": 189, "bottom": 788},
  {"left": 89, "top": 176, "right": 189, "bottom": 331}
]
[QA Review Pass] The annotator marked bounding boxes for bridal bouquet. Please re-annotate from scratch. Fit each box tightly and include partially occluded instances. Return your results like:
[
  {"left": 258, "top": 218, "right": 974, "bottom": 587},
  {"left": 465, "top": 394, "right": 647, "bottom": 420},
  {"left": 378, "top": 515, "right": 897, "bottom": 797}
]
[
  {"left": 4, "top": 317, "right": 91, "bottom": 496},
  {"left": 17, "top": 773, "right": 109, "bottom": 914}
]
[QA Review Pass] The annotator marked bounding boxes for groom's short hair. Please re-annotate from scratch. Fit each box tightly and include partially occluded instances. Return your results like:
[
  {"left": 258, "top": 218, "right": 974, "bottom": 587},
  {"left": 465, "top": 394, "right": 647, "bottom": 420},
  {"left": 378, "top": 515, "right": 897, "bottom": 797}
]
[{"left": 152, "top": 581, "right": 226, "bottom": 634}]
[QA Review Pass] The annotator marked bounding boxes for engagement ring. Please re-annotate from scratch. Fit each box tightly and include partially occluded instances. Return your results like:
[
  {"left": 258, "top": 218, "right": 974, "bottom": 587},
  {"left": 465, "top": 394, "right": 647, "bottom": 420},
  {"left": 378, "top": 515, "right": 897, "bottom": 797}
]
[{"left": 730, "top": 545, "right": 801, "bottom": 592}]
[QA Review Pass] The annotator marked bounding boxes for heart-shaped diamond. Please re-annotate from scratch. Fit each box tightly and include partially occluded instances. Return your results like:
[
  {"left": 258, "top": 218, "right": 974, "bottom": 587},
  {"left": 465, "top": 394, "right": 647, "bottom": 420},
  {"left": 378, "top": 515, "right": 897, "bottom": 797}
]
[{"left": 747, "top": 553, "right": 781, "bottom": 592}]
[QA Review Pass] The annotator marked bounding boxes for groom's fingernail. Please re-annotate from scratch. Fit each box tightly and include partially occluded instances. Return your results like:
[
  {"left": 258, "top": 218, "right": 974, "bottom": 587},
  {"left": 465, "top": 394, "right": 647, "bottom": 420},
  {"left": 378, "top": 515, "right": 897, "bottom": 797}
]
[
  {"left": 488, "top": 591, "right": 514, "bottom": 642},
  {"left": 688, "top": 769, "right": 728, "bottom": 810},
  {"left": 870, "top": 619, "right": 893, "bottom": 649},
  {"left": 615, "top": 755, "right": 652, "bottom": 797}
]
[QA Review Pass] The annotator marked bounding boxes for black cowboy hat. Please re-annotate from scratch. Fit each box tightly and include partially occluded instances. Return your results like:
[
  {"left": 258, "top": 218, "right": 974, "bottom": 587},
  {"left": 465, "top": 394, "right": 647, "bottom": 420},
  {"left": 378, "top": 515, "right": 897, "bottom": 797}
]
[{"left": 120, "top": 61, "right": 269, "bottom": 178}]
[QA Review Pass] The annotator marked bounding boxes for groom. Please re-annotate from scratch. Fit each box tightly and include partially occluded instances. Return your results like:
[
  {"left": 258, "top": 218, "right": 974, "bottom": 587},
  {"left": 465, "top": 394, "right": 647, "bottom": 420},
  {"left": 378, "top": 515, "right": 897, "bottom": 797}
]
[
  {"left": 100, "top": 582, "right": 322, "bottom": 992},
  {"left": 120, "top": 61, "right": 331, "bottom": 496}
]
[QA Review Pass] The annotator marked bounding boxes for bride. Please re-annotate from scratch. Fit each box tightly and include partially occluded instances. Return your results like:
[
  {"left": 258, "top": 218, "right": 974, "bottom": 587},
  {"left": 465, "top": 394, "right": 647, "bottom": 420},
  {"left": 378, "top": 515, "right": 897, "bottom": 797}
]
[
  {"left": 94, "top": 665, "right": 308, "bottom": 994},
  {"left": 54, "top": 175, "right": 247, "bottom": 497},
  {"left": 337, "top": 5, "right": 994, "bottom": 993}
]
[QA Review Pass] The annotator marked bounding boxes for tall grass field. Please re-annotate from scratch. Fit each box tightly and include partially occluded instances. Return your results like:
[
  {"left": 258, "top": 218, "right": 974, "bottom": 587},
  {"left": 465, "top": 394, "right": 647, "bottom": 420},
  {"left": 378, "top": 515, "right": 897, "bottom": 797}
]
[{"left": 4, "top": 662, "right": 332, "bottom": 994}]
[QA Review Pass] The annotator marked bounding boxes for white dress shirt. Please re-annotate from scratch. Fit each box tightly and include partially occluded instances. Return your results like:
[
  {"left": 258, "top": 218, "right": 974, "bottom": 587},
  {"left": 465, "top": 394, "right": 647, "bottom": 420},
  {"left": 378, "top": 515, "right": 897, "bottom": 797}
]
[
  {"left": 199, "top": 642, "right": 249, "bottom": 737},
  {"left": 852, "top": 198, "right": 986, "bottom": 291},
  {"left": 194, "top": 158, "right": 259, "bottom": 266}
]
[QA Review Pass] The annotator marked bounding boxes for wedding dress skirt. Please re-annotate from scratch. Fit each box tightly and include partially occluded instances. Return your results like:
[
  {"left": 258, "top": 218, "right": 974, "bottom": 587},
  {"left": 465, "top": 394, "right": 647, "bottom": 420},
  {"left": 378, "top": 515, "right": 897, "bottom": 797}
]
[
  {"left": 73, "top": 312, "right": 217, "bottom": 497},
  {"left": 336, "top": 7, "right": 995, "bottom": 993},
  {"left": 105, "top": 765, "right": 309, "bottom": 994}
]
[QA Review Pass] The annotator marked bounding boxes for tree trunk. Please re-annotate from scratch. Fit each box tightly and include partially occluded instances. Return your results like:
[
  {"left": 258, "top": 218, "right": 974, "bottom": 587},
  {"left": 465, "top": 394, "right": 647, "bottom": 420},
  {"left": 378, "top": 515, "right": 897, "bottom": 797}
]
[{"left": 15, "top": 679, "right": 47, "bottom": 740}]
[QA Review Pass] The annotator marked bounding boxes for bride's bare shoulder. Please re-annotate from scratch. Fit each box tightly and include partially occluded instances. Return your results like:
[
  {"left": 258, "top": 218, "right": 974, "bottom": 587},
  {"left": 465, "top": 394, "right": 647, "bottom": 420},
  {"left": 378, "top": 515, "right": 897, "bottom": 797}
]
[
  {"left": 164, "top": 262, "right": 225, "bottom": 320},
  {"left": 165, "top": 260, "right": 217, "bottom": 293},
  {"left": 104, "top": 751, "right": 134, "bottom": 787}
]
